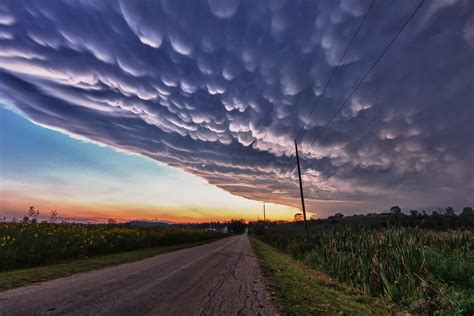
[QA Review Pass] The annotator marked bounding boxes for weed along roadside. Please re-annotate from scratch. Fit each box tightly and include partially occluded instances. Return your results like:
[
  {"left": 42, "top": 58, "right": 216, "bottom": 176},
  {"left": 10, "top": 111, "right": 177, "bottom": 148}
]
[
  {"left": 250, "top": 225, "right": 474, "bottom": 315},
  {"left": 250, "top": 237, "right": 395, "bottom": 315}
]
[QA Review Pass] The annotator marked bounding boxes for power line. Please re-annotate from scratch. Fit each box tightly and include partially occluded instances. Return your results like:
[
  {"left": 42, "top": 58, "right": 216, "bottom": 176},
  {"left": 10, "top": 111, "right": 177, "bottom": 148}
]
[
  {"left": 274, "top": 0, "right": 377, "bottom": 183},
  {"left": 267, "top": 0, "right": 425, "bottom": 207},
  {"left": 295, "top": 0, "right": 376, "bottom": 143},
  {"left": 303, "top": 0, "right": 425, "bottom": 155},
  {"left": 272, "top": 0, "right": 425, "bottom": 207}
]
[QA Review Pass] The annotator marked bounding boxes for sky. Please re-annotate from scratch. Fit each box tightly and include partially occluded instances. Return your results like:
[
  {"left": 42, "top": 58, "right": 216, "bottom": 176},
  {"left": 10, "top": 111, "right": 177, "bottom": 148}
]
[
  {"left": 0, "top": 0, "right": 473, "bottom": 221},
  {"left": 0, "top": 105, "right": 295, "bottom": 222}
]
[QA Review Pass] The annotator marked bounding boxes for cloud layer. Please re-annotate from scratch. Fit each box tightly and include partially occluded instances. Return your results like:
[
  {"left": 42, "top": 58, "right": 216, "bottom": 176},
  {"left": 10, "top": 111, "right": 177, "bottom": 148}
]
[{"left": 0, "top": 0, "right": 473, "bottom": 213}]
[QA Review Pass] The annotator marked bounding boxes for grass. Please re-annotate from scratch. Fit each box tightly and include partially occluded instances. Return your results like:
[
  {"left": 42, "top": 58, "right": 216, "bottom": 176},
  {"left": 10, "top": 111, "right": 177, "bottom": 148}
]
[
  {"left": 257, "top": 226, "right": 474, "bottom": 314},
  {"left": 250, "top": 237, "right": 395, "bottom": 315},
  {"left": 0, "top": 238, "right": 222, "bottom": 291}
]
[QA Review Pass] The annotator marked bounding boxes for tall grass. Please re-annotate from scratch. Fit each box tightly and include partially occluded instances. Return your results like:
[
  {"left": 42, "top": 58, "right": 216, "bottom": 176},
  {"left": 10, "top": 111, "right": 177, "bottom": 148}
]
[
  {"left": 259, "top": 226, "right": 474, "bottom": 314},
  {"left": 0, "top": 222, "right": 222, "bottom": 271}
]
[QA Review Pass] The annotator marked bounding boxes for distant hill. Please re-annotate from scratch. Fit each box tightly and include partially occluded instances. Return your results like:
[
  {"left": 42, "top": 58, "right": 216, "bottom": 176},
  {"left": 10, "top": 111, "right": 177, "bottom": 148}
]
[{"left": 124, "top": 220, "right": 172, "bottom": 228}]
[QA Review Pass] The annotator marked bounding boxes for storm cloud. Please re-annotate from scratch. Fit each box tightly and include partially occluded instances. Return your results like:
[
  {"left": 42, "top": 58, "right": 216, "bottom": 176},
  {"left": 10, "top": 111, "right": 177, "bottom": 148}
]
[{"left": 0, "top": 0, "right": 473, "bottom": 214}]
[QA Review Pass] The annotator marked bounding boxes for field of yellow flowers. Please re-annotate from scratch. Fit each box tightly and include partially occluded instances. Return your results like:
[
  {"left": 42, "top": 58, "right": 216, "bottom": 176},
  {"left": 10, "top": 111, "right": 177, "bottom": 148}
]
[{"left": 0, "top": 222, "right": 221, "bottom": 271}]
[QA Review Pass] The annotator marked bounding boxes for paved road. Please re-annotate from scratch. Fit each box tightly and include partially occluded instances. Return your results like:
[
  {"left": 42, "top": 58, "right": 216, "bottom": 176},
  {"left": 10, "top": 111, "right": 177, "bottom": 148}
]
[{"left": 0, "top": 234, "right": 278, "bottom": 315}]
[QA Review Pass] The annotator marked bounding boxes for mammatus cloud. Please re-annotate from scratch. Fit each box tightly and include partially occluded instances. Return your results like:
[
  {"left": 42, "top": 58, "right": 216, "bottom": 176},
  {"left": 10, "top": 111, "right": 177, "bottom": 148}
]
[{"left": 0, "top": 0, "right": 472, "bottom": 213}]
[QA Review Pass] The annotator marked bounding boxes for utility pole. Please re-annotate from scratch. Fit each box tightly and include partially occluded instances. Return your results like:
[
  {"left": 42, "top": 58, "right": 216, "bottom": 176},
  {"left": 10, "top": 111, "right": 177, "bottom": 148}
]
[
  {"left": 263, "top": 203, "right": 266, "bottom": 221},
  {"left": 295, "top": 139, "right": 308, "bottom": 232}
]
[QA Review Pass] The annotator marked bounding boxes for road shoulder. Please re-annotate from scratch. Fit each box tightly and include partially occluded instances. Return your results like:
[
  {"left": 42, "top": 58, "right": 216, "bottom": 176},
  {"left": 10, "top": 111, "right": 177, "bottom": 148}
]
[{"left": 250, "top": 237, "right": 395, "bottom": 315}]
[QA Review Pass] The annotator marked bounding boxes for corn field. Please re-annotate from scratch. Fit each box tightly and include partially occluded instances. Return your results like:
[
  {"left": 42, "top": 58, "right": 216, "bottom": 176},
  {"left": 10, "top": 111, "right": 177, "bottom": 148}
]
[{"left": 259, "top": 226, "right": 474, "bottom": 314}]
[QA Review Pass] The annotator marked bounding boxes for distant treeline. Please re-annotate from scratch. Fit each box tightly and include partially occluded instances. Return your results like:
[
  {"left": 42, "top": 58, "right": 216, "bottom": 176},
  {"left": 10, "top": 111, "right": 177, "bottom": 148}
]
[
  {"left": 173, "top": 219, "right": 247, "bottom": 234},
  {"left": 249, "top": 206, "right": 474, "bottom": 235}
]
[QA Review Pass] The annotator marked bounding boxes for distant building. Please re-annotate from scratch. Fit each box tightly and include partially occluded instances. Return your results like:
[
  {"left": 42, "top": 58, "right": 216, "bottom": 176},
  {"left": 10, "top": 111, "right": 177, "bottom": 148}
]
[{"left": 206, "top": 224, "right": 228, "bottom": 234}]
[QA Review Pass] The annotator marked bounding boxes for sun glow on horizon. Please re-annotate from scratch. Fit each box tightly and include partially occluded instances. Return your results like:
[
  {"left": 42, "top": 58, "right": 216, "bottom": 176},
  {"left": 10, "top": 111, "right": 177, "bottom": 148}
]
[{"left": 0, "top": 106, "right": 297, "bottom": 223}]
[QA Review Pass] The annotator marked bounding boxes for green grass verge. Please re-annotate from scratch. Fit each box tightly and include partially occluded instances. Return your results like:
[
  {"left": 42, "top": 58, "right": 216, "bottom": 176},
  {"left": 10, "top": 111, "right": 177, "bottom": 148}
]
[
  {"left": 0, "top": 238, "right": 223, "bottom": 291},
  {"left": 250, "top": 237, "right": 397, "bottom": 315}
]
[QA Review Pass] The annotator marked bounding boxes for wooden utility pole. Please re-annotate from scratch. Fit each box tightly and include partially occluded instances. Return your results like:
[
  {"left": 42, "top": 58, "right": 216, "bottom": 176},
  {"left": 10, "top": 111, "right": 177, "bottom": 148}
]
[
  {"left": 263, "top": 203, "right": 266, "bottom": 221},
  {"left": 295, "top": 139, "right": 308, "bottom": 232}
]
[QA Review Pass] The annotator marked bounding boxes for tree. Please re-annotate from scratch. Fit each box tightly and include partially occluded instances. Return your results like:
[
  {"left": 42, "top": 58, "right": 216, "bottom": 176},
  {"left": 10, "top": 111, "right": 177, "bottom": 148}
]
[
  {"left": 390, "top": 205, "right": 401, "bottom": 216},
  {"left": 294, "top": 213, "right": 304, "bottom": 222},
  {"left": 107, "top": 218, "right": 117, "bottom": 225},
  {"left": 445, "top": 206, "right": 455, "bottom": 216},
  {"left": 227, "top": 219, "right": 246, "bottom": 234},
  {"left": 410, "top": 210, "right": 419, "bottom": 217},
  {"left": 23, "top": 206, "right": 39, "bottom": 223},
  {"left": 328, "top": 213, "right": 344, "bottom": 219},
  {"left": 461, "top": 207, "right": 473, "bottom": 216},
  {"left": 50, "top": 210, "right": 58, "bottom": 223}
]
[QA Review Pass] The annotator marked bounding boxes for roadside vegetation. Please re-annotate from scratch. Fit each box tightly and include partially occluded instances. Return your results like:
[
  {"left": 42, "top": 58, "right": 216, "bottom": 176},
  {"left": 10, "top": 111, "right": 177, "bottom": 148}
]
[
  {"left": 251, "top": 207, "right": 474, "bottom": 314},
  {"left": 0, "top": 207, "right": 248, "bottom": 290},
  {"left": 0, "top": 215, "right": 224, "bottom": 271},
  {"left": 0, "top": 239, "right": 219, "bottom": 290},
  {"left": 250, "top": 237, "right": 393, "bottom": 315}
]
